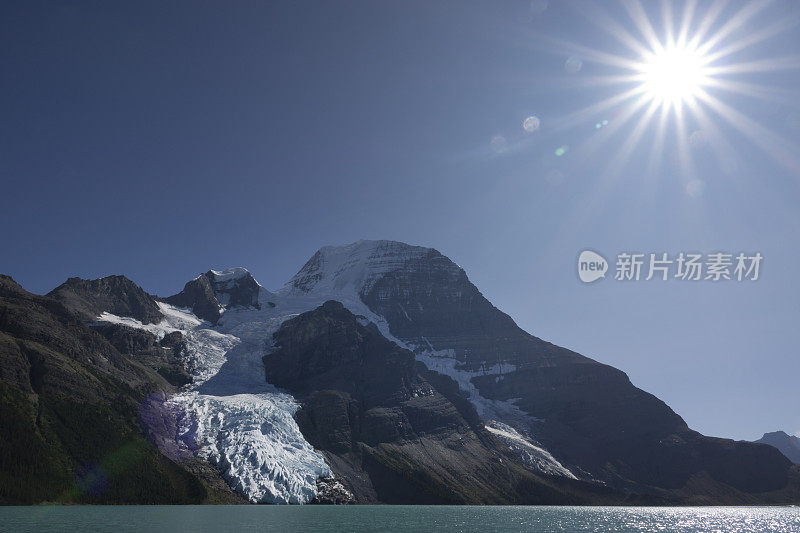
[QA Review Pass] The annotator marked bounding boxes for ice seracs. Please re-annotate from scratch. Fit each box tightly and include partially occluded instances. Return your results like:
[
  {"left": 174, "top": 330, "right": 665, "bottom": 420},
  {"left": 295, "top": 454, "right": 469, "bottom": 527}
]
[{"left": 95, "top": 301, "right": 331, "bottom": 504}]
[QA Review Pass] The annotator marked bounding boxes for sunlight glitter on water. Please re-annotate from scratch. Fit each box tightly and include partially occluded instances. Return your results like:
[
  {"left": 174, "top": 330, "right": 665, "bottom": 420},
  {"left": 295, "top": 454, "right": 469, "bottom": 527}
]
[{"left": 1, "top": 505, "right": 799, "bottom": 533}]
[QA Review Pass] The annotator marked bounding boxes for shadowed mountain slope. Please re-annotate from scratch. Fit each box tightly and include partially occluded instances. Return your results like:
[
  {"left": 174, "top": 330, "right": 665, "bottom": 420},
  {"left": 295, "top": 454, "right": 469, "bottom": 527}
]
[{"left": 0, "top": 275, "right": 242, "bottom": 504}]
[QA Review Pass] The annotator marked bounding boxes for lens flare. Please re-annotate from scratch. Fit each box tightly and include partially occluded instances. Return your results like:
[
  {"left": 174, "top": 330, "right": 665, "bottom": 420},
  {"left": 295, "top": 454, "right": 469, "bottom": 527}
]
[{"left": 523, "top": 115, "right": 541, "bottom": 132}]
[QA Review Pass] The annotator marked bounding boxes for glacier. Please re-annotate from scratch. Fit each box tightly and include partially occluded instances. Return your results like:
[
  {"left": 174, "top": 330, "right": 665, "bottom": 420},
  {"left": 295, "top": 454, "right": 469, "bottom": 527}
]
[
  {"left": 96, "top": 240, "right": 575, "bottom": 503},
  {"left": 96, "top": 302, "right": 331, "bottom": 504}
]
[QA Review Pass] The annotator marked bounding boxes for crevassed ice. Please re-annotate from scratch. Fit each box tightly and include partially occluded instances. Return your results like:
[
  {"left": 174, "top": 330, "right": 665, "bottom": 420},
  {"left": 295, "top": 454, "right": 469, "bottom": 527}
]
[
  {"left": 171, "top": 391, "right": 327, "bottom": 504},
  {"left": 95, "top": 303, "right": 330, "bottom": 504}
]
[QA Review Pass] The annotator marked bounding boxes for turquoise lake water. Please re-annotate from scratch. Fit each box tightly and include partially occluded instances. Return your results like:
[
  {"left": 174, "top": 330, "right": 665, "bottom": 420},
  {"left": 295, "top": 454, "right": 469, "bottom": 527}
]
[{"left": 1, "top": 505, "right": 798, "bottom": 532}]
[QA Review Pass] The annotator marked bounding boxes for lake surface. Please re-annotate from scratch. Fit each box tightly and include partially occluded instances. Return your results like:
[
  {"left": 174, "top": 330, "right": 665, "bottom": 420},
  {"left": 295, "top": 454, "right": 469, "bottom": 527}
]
[{"left": 1, "top": 505, "right": 798, "bottom": 532}]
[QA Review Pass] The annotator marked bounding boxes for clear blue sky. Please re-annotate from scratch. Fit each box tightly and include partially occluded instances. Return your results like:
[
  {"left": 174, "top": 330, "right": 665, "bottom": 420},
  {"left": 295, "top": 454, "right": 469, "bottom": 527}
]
[{"left": 2, "top": 1, "right": 798, "bottom": 441}]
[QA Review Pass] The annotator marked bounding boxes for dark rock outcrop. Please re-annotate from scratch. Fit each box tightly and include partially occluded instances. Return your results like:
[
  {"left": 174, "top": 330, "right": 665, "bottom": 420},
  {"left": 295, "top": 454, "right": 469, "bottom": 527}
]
[
  {"left": 163, "top": 269, "right": 265, "bottom": 324},
  {"left": 310, "top": 477, "right": 356, "bottom": 504},
  {"left": 265, "top": 301, "right": 626, "bottom": 505},
  {"left": 205, "top": 269, "right": 261, "bottom": 310},
  {"left": 48, "top": 275, "right": 163, "bottom": 324},
  {"left": 90, "top": 323, "right": 192, "bottom": 387},
  {"left": 755, "top": 431, "right": 800, "bottom": 464},
  {"left": 163, "top": 273, "right": 222, "bottom": 324}
]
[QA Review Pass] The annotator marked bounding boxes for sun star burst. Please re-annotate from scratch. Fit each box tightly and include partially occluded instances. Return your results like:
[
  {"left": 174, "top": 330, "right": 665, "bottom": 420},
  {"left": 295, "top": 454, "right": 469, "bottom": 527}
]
[{"left": 637, "top": 43, "right": 710, "bottom": 108}]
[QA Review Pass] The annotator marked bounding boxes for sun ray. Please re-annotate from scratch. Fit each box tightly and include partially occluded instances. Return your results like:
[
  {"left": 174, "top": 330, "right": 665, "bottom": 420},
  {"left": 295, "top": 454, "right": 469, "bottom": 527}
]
[
  {"left": 644, "top": 103, "right": 671, "bottom": 179},
  {"left": 622, "top": 0, "right": 663, "bottom": 53},
  {"left": 684, "top": 94, "right": 741, "bottom": 176},
  {"left": 696, "top": 0, "right": 773, "bottom": 56},
  {"left": 703, "top": 78, "right": 800, "bottom": 108},
  {"left": 550, "top": 85, "right": 647, "bottom": 132},
  {"left": 673, "top": 97, "right": 694, "bottom": 180},
  {"left": 695, "top": 88, "right": 800, "bottom": 174},
  {"left": 661, "top": 0, "right": 676, "bottom": 45},
  {"left": 530, "top": 33, "right": 644, "bottom": 71},
  {"left": 703, "top": 13, "right": 800, "bottom": 64},
  {"left": 689, "top": 0, "right": 730, "bottom": 50},
  {"left": 601, "top": 95, "right": 662, "bottom": 181},
  {"left": 535, "top": 95, "right": 660, "bottom": 269},
  {"left": 676, "top": 0, "right": 698, "bottom": 47},
  {"left": 705, "top": 55, "right": 800, "bottom": 75},
  {"left": 573, "top": 2, "right": 652, "bottom": 58}
]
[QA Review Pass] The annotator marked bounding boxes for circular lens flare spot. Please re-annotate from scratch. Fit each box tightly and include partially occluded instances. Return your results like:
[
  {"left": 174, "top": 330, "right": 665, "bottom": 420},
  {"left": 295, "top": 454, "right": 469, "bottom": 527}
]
[
  {"left": 565, "top": 56, "right": 583, "bottom": 73},
  {"left": 490, "top": 135, "right": 508, "bottom": 153},
  {"left": 686, "top": 179, "right": 706, "bottom": 197},
  {"left": 523, "top": 115, "right": 540, "bottom": 132}
]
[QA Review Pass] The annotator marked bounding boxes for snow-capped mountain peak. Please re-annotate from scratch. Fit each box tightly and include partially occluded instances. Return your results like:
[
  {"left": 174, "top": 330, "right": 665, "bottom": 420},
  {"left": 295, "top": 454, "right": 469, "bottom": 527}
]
[{"left": 279, "top": 239, "right": 442, "bottom": 297}]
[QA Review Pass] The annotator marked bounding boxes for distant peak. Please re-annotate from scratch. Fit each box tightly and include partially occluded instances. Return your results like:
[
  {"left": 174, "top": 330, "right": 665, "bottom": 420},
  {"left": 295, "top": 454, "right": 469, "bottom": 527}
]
[
  {"left": 207, "top": 267, "right": 254, "bottom": 283},
  {"left": 761, "top": 430, "right": 792, "bottom": 439}
]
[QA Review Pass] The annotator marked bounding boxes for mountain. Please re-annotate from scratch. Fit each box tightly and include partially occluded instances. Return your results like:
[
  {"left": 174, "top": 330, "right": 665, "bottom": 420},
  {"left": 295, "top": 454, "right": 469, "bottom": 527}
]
[
  {"left": 264, "top": 300, "right": 608, "bottom": 504},
  {"left": 0, "top": 275, "right": 243, "bottom": 504},
  {"left": 279, "top": 241, "right": 798, "bottom": 502},
  {"left": 2, "top": 239, "right": 798, "bottom": 505},
  {"left": 755, "top": 432, "right": 800, "bottom": 464}
]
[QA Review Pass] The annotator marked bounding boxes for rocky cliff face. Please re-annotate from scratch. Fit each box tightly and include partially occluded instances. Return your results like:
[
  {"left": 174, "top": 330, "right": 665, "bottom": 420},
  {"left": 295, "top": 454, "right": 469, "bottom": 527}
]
[
  {"left": 48, "top": 275, "right": 164, "bottom": 324},
  {"left": 163, "top": 268, "right": 271, "bottom": 324},
  {"left": 162, "top": 273, "right": 222, "bottom": 323},
  {"left": 265, "top": 301, "right": 610, "bottom": 504},
  {"left": 90, "top": 323, "right": 192, "bottom": 387}
]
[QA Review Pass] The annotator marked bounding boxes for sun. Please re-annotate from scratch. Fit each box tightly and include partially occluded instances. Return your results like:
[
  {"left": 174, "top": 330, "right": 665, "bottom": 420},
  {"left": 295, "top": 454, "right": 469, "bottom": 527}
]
[
  {"left": 637, "top": 43, "right": 710, "bottom": 108},
  {"left": 522, "top": 1, "right": 800, "bottom": 178}
]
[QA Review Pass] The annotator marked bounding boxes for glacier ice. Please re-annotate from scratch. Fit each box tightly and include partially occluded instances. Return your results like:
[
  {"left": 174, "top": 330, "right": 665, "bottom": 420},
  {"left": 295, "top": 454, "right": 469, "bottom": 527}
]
[{"left": 96, "top": 303, "right": 330, "bottom": 504}]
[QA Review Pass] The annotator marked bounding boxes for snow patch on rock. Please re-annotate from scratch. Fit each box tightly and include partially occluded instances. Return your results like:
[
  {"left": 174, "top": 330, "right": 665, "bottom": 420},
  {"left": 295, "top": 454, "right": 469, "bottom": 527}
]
[
  {"left": 486, "top": 421, "right": 577, "bottom": 479},
  {"left": 209, "top": 267, "right": 256, "bottom": 284}
]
